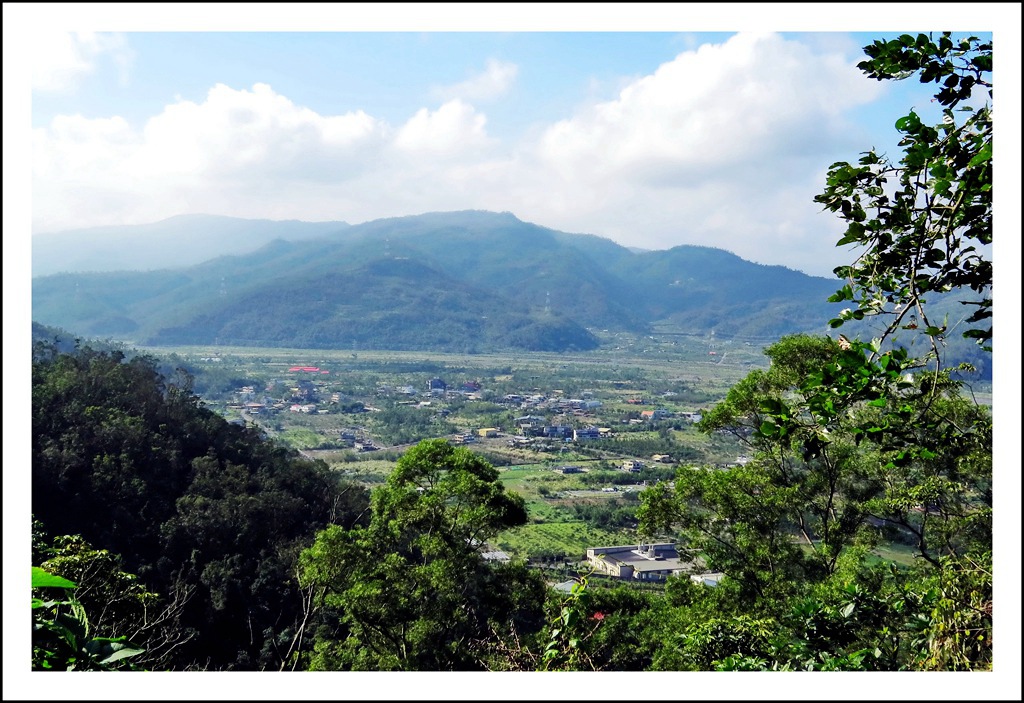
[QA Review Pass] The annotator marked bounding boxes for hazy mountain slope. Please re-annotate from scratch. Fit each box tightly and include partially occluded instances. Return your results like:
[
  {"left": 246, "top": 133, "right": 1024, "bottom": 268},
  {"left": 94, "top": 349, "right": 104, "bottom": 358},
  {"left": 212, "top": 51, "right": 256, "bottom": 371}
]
[
  {"left": 614, "top": 245, "right": 840, "bottom": 336},
  {"left": 230, "top": 211, "right": 648, "bottom": 331},
  {"left": 146, "top": 257, "right": 599, "bottom": 353},
  {"left": 31, "top": 269, "right": 197, "bottom": 336},
  {"left": 32, "top": 214, "right": 349, "bottom": 277},
  {"left": 31, "top": 210, "right": 854, "bottom": 354}
]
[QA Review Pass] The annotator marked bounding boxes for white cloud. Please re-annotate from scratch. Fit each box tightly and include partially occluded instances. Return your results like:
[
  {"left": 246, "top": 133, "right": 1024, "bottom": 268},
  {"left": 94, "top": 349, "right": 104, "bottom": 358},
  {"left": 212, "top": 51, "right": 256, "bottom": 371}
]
[
  {"left": 31, "top": 32, "right": 132, "bottom": 92},
  {"left": 538, "top": 33, "right": 877, "bottom": 184},
  {"left": 131, "top": 83, "right": 384, "bottom": 179},
  {"left": 393, "top": 99, "right": 490, "bottom": 154},
  {"left": 31, "top": 84, "right": 497, "bottom": 232},
  {"left": 434, "top": 59, "right": 518, "bottom": 102}
]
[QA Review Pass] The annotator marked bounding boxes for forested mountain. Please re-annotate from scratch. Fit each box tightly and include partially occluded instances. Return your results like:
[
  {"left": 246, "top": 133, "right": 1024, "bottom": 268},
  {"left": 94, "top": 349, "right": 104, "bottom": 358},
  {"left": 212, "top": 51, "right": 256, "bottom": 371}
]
[
  {"left": 32, "top": 342, "right": 371, "bottom": 669},
  {"left": 147, "top": 257, "right": 600, "bottom": 352},
  {"left": 31, "top": 210, "right": 845, "bottom": 352},
  {"left": 611, "top": 245, "right": 840, "bottom": 338}
]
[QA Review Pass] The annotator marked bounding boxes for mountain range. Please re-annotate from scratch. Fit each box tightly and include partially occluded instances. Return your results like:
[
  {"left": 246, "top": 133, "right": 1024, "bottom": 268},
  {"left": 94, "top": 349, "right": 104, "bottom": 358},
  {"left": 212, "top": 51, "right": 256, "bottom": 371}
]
[{"left": 31, "top": 210, "right": 871, "bottom": 355}]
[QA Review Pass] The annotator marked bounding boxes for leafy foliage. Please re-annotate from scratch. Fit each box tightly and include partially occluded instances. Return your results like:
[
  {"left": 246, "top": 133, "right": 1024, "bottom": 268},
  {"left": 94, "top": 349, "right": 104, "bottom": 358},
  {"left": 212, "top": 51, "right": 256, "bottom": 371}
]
[
  {"left": 298, "top": 440, "right": 547, "bottom": 670},
  {"left": 32, "top": 567, "right": 146, "bottom": 671},
  {"left": 816, "top": 33, "right": 992, "bottom": 356},
  {"left": 540, "top": 571, "right": 605, "bottom": 670},
  {"left": 32, "top": 524, "right": 195, "bottom": 670}
]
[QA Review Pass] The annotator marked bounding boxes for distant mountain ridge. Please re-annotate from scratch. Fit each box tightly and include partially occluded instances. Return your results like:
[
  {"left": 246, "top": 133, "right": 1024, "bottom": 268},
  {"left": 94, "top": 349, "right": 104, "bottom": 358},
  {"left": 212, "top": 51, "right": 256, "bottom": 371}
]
[
  {"left": 32, "top": 214, "right": 350, "bottom": 277},
  {"left": 32, "top": 210, "right": 847, "bottom": 353}
]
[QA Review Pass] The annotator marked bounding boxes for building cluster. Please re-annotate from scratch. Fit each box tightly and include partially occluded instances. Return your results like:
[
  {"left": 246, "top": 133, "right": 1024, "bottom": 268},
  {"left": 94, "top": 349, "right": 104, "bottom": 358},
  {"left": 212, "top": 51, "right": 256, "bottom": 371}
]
[
  {"left": 586, "top": 543, "right": 724, "bottom": 586},
  {"left": 223, "top": 368, "right": 708, "bottom": 457}
]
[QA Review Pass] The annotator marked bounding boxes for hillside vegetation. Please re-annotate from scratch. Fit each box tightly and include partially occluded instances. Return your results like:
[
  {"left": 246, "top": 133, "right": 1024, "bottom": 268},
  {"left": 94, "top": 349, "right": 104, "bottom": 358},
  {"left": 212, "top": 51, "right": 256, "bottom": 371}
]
[{"left": 31, "top": 210, "right": 845, "bottom": 354}]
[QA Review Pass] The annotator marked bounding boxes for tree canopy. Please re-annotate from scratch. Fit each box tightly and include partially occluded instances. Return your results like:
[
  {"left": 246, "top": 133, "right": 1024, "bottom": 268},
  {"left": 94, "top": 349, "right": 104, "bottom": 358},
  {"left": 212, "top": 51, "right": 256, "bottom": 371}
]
[
  {"left": 32, "top": 342, "right": 370, "bottom": 670},
  {"left": 297, "top": 439, "right": 547, "bottom": 671},
  {"left": 638, "top": 32, "right": 994, "bottom": 671}
]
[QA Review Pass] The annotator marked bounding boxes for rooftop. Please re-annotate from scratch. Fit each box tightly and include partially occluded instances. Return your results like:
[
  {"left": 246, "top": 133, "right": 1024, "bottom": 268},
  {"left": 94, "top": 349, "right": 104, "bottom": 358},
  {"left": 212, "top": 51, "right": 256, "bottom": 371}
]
[{"left": 589, "top": 543, "right": 696, "bottom": 573}]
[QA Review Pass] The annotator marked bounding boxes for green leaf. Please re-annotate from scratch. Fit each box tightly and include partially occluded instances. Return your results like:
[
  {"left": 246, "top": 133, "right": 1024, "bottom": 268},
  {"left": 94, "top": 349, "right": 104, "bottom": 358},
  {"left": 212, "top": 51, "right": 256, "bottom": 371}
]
[
  {"left": 89, "top": 639, "right": 145, "bottom": 665},
  {"left": 32, "top": 567, "right": 76, "bottom": 590},
  {"left": 968, "top": 143, "right": 992, "bottom": 168}
]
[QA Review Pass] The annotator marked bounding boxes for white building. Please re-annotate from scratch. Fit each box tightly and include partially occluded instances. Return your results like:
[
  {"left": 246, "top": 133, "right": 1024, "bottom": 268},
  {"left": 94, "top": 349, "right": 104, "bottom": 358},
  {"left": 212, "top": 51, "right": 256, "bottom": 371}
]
[{"left": 586, "top": 543, "right": 693, "bottom": 582}]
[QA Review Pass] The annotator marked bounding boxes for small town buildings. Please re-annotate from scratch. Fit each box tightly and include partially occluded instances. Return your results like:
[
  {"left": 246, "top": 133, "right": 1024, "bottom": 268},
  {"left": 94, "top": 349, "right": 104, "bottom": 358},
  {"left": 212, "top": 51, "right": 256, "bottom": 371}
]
[
  {"left": 515, "top": 416, "right": 547, "bottom": 435},
  {"left": 586, "top": 543, "right": 693, "bottom": 582},
  {"left": 573, "top": 426, "right": 601, "bottom": 441},
  {"left": 427, "top": 378, "right": 447, "bottom": 395},
  {"left": 543, "top": 425, "right": 573, "bottom": 439},
  {"left": 477, "top": 427, "right": 499, "bottom": 438},
  {"left": 640, "top": 408, "right": 670, "bottom": 421},
  {"left": 481, "top": 550, "right": 511, "bottom": 563},
  {"left": 690, "top": 572, "right": 726, "bottom": 587},
  {"left": 621, "top": 460, "right": 645, "bottom": 472}
]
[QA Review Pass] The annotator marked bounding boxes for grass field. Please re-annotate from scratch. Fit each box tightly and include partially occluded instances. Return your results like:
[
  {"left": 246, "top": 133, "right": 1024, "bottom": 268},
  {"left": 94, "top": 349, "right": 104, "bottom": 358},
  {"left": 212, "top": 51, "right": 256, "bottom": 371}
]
[
  {"left": 868, "top": 542, "right": 924, "bottom": 568},
  {"left": 495, "top": 521, "right": 637, "bottom": 561}
]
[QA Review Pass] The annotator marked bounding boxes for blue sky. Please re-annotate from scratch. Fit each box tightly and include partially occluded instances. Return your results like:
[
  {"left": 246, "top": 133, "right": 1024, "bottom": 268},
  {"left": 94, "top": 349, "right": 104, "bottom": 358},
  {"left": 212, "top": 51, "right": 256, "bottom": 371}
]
[{"left": 11, "top": 5, "right": 1016, "bottom": 279}]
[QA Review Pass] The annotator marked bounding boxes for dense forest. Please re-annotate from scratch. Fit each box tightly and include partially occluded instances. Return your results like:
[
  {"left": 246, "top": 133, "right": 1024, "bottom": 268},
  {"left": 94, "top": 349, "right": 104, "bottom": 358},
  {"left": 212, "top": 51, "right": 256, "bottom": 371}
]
[
  {"left": 31, "top": 343, "right": 372, "bottom": 669},
  {"left": 31, "top": 33, "right": 997, "bottom": 678}
]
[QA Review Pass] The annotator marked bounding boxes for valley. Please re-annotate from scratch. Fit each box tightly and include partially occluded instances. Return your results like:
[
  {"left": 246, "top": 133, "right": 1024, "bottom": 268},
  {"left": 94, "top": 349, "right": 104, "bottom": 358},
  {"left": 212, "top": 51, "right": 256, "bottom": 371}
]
[{"left": 148, "top": 338, "right": 756, "bottom": 563}]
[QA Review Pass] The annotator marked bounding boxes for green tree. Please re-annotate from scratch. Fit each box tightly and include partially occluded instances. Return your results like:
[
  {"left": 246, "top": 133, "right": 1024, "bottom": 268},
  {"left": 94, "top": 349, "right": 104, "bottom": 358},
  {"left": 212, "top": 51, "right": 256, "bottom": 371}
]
[
  {"left": 298, "top": 439, "right": 547, "bottom": 671},
  {"left": 816, "top": 32, "right": 992, "bottom": 357}
]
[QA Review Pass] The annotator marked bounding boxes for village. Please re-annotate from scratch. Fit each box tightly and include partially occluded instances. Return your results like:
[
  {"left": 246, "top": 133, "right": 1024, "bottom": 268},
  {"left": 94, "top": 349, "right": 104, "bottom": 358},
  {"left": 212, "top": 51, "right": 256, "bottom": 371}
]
[
  {"left": 182, "top": 347, "right": 755, "bottom": 577},
  {"left": 214, "top": 363, "right": 741, "bottom": 466}
]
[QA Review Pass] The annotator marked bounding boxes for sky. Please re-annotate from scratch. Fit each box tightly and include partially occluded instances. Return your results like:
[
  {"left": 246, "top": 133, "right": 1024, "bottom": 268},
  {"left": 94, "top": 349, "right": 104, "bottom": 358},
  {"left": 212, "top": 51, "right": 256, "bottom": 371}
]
[
  {"left": 4, "top": 4, "right": 1022, "bottom": 701},
  {"left": 9, "top": 4, "right": 1017, "bottom": 279}
]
